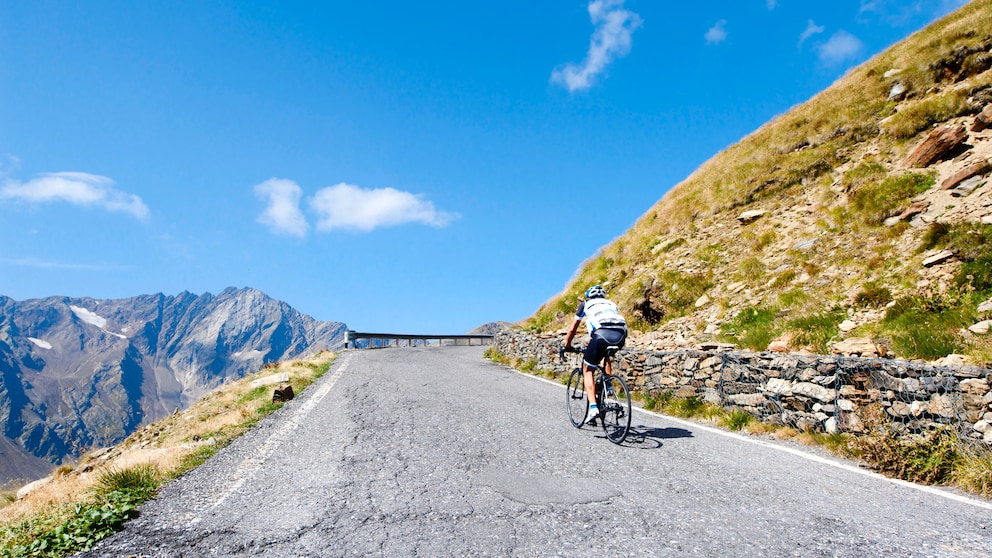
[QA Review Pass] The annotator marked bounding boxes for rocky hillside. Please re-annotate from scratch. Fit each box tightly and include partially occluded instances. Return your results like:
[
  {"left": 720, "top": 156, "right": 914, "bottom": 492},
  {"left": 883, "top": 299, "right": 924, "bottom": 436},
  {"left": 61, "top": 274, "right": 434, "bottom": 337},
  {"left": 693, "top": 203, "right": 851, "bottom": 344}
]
[
  {"left": 0, "top": 287, "right": 346, "bottom": 480},
  {"left": 529, "top": 1, "right": 992, "bottom": 366}
]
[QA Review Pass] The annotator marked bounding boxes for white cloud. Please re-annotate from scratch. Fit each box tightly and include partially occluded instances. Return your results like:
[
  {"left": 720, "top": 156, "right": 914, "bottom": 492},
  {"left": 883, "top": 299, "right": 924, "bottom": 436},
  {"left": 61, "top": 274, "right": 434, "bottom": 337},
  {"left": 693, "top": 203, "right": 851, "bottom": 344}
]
[
  {"left": 550, "top": 0, "right": 642, "bottom": 92},
  {"left": 309, "top": 183, "right": 458, "bottom": 232},
  {"left": 0, "top": 172, "right": 149, "bottom": 220},
  {"left": 705, "top": 19, "right": 728, "bottom": 45},
  {"left": 254, "top": 178, "right": 308, "bottom": 237},
  {"left": 818, "top": 30, "right": 864, "bottom": 65},
  {"left": 798, "top": 19, "right": 825, "bottom": 47},
  {"left": 766, "top": 0, "right": 777, "bottom": 9}
]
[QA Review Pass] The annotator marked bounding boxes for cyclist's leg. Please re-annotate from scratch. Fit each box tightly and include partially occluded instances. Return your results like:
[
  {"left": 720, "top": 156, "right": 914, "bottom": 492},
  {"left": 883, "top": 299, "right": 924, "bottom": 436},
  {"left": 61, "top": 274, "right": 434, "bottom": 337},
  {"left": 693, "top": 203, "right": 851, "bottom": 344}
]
[{"left": 582, "top": 334, "right": 607, "bottom": 407}]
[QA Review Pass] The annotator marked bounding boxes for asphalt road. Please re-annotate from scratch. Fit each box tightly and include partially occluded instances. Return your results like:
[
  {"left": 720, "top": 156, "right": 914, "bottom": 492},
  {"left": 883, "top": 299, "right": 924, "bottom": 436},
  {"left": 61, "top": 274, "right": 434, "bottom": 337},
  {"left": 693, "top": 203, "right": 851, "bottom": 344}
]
[{"left": 79, "top": 346, "right": 992, "bottom": 557}]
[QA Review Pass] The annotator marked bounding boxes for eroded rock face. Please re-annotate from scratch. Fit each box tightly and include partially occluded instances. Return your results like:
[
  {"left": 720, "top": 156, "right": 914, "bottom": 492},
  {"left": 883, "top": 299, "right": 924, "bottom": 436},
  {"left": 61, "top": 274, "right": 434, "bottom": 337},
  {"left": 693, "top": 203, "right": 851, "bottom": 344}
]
[
  {"left": 904, "top": 124, "right": 968, "bottom": 168},
  {"left": 0, "top": 288, "right": 346, "bottom": 476}
]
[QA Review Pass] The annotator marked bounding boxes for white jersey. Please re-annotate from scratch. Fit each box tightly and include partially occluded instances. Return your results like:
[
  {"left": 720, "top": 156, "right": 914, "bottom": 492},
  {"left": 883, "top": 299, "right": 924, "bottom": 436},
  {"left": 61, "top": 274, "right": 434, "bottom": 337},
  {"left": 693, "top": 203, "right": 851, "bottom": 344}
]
[{"left": 577, "top": 298, "right": 626, "bottom": 334}]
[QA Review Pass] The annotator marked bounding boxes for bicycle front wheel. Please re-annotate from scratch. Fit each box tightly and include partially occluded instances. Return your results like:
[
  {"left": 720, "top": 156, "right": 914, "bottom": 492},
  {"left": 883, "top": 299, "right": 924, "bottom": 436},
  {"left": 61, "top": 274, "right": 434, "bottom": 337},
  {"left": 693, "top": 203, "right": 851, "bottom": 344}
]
[
  {"left": 600, "top": 374, "right": 631, "bottom": 444},
  {"left": 565, "top": 368, "right": 588, "bottom": 428}
]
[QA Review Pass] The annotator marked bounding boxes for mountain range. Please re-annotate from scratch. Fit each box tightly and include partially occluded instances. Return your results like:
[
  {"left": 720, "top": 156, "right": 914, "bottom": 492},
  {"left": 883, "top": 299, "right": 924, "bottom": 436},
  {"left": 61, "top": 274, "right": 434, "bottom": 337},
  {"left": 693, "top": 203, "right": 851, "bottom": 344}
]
[{"left": 0, "top": 287, "right": 346, "bottom": 484}]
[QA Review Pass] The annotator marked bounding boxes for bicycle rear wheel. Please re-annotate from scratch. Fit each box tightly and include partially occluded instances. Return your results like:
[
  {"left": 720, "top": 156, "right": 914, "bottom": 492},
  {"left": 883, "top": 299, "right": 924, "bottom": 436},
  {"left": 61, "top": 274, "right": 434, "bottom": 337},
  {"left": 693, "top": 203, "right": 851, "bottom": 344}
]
[
  {"left": 600, "top": 374, "right": 631, "bottom": 444},
  {"left": 565, "top": 368, "right": 588, "bottom": 428}
]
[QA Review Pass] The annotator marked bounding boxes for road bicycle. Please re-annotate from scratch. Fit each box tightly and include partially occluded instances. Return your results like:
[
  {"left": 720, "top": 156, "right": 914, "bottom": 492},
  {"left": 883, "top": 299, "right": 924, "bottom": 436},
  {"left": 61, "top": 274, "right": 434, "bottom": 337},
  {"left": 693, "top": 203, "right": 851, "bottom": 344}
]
[{"left": 560, "top": 345, "right": 632, "bottom": 444}]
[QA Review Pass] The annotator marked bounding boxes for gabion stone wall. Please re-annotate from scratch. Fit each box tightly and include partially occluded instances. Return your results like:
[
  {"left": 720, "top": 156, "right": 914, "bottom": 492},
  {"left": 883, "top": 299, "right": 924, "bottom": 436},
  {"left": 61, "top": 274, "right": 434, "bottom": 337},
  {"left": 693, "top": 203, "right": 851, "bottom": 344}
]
[{"left": 494, "top": 329, "right": 992, "bottom": 447}]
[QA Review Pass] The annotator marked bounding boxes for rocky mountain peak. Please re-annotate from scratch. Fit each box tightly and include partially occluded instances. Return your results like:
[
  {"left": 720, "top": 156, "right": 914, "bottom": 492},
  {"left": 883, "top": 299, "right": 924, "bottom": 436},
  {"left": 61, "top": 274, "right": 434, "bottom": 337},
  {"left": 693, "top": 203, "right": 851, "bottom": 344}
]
[{"left": 0, "top": 288, "right": 346, "bottom": 483}]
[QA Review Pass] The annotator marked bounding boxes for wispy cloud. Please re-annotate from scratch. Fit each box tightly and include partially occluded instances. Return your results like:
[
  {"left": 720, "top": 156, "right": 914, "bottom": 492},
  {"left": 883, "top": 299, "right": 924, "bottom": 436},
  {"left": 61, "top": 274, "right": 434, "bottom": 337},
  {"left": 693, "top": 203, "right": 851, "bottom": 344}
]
[
  {"left": 766, "top": 0, "right": 777, "bottom": 9},
  {"left": 551, "top": 0, "right": 642, "bottom": 92},
  {"left": 818, "top": 30, "right": 864, "bottom": 65},
  {"left": 798, "top": 19, "right": 825, "bottom": 47},
  {"left": 310, "top": 183, "right": 458, "bottom": 232},
  {"left": 0, "top": 172, "right": 149, "bottom": 220},
  {"left": 705, "top": 19, "right": 728, "bottom": 45},
  {"left": 254, "top": 178, "right": 308, "bottom": 237}
]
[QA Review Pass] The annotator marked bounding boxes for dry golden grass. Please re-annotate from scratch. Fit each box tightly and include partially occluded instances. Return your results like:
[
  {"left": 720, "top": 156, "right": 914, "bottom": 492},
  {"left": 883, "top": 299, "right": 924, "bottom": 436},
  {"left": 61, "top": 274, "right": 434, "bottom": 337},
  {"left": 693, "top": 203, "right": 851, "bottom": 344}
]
[{"left": 0, "top": 351, "right": 335, "bottom": 529}]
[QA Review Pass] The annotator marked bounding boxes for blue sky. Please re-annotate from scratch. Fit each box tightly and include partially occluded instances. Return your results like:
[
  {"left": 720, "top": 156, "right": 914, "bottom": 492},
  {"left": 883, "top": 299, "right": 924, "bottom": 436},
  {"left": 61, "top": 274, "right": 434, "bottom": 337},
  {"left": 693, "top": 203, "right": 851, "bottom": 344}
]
[{"left": 0, "top": 1, "right": 971, "bottom": 333}]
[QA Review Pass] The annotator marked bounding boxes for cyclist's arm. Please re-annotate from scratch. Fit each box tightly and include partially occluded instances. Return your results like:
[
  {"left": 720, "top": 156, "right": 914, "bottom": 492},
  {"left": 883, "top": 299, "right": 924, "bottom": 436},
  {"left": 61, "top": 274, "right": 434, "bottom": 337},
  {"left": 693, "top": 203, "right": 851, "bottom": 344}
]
[{"left": 563, "top": 315, "right": 582, "bottom": 349}]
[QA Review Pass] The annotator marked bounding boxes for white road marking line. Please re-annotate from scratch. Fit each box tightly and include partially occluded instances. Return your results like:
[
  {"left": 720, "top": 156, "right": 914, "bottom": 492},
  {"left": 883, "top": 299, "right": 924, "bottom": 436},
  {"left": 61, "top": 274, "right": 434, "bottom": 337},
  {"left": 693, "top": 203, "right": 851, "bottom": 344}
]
[
  {"left": 187, "top": 353, "right": 352, "bottom": 526},
  {"left": 508, "top": 364, "right": 992, "bottom": 511}
]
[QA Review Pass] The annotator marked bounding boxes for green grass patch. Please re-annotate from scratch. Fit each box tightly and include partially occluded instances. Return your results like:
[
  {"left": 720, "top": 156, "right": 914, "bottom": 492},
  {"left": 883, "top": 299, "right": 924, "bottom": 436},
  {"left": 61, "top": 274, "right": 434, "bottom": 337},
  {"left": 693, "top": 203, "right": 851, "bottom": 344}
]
[
  {"left": 722, "top": 306, "right": 779, "bottom": 351},
  {"left": 722, "top": 410, "right": 754, "bottom": 431},
  {"left": 883, "top": 293, "right": 969, "bottom": 359},
  {"left": 883, "top": 89, "right": 972, "bottom": 139},
  {"left": 786, "top": 308, "right": 846, "bottom": 353},
  {"left": 851, "top": 172, "right": 935, "bottom": 225}
]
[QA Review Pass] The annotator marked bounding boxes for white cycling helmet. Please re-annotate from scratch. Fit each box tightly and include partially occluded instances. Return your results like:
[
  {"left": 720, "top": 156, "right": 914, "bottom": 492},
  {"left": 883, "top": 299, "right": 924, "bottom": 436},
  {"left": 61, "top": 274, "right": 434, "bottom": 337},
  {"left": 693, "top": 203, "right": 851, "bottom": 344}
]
[{"left": 585, "top": 285, "right": 606, "bottom": 299}]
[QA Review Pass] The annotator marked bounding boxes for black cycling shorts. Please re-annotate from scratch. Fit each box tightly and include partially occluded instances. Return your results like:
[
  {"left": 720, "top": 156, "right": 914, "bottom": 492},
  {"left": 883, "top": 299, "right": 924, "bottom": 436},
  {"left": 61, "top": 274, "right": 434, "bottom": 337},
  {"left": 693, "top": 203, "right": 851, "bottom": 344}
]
[{"left": 583, "top": 327, "right": 627, "bottom": 368}]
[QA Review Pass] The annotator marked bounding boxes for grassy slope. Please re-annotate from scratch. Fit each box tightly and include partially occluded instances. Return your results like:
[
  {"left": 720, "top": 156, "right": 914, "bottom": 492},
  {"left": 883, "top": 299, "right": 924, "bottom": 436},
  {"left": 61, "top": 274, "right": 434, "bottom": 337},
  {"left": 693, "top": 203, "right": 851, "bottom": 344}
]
[{"left": 528, "top": 0, "right": 992, "bottom": 364}]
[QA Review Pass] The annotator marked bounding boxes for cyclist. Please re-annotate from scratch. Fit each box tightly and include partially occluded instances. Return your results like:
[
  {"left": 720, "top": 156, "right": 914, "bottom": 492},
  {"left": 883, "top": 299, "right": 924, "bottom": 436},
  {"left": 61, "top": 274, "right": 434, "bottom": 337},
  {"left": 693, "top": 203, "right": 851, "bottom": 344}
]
[{"left": 563, "top": 285, "right": 627, "bottom": 425}]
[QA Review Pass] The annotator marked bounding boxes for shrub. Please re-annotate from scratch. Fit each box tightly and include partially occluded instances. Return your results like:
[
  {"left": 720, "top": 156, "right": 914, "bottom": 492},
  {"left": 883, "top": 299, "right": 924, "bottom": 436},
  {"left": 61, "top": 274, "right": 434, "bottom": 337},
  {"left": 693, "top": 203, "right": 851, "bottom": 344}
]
[
  {"left": 855, "top": 429, "right": 961, "bottom": 484},
  {"left": 855, "top": 284, "right": 894, "bottom": 307},
  {"left": 722, "top": 410, "right": 754, "bottom": 431}
]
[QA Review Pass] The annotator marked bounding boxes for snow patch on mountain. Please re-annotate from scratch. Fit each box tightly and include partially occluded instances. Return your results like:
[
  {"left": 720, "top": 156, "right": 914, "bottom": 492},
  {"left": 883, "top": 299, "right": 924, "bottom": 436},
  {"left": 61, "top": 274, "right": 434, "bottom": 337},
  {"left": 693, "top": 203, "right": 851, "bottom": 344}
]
[
  {"left": 28, "top": 337, "right": 52, "bottom": 350},
  {"left": 69, "top": 304, "right": 127, "bottom": 339}
]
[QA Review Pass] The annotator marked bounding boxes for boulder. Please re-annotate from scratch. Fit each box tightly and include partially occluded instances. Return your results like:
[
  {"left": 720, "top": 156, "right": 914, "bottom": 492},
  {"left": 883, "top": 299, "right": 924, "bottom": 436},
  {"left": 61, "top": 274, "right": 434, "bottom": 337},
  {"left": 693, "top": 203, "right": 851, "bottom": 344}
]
[
  {"left": 838, "top": 320, "right": 857, "bottom": 333},
  {"left": 969, "top": 320, "right": 992, "bottom": 335},
  {"left": 922, "top": 250, "right": 955, "bottom": 267},
  {"left": 251, "top": 373, "right": 290, "bottom": 388},
  {"left": 272, "top": 384, "right": 295, "bottom": 403},
  {"left": 950, "top": 176, "right": 986, "bottom": 197},
  {"left": 978, "top": 298, "right": 992, "bottom": 313},
  {"left": 737, "top": 209, "right": 766, "bottom": 224},
  {"left": 904, "top": 124, "right": 968, "bottom": 168},
  {"left": 941, "top": 159, "right": 990, "bottom": 190},
  {"left": 832, "top": 337, "right": 885, "bottom": 357},
  {"left": 973, "top": 104, "right": 992, "bottom": 132}
]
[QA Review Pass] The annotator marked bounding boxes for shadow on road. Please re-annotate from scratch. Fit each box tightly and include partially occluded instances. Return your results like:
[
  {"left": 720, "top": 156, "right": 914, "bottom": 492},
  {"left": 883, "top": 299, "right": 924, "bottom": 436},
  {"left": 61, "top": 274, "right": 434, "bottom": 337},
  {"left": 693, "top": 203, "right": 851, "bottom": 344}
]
[{"left": 624, "top": 425, "right": 694, "bottom": 449}]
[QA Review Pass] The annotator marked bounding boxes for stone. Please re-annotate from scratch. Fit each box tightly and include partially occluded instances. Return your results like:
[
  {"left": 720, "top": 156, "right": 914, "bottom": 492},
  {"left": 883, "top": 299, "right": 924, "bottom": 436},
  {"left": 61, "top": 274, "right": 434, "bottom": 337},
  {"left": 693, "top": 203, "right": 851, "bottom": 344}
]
[
  {"left": 792, "top": 382, "right": 836, "bottom": 403},
  {"left": 978, "top": 299, "right": 992, "bottom": 313},
  {"left": 934, "top": 354, "right": 969, "bottom": 367},
  {"left": 904, "top": 124, "right": 968, "bottom": 168},
  {"left": 791, "top": 238, "right": 817, "bottom": 251},
  {"left": 941, "top": 159, "right": 990, "bottom": 190},
  {"left": 272, "top": 384, "right": 295, "bottom": 403},
  {"left": 251, "top": 373, "right": 290, "bottom": 388},
  {"left": 922, "top": 250, "right": 955, "bottom": 267},
  {"left": 969, "top": 320, "right": 992, "bottom": 335},
  {"left": 985, "top": 430, "right": 992, "bottom": 444},
  {"left": 765, "top": 378, "right": 793, "bottom": 395},
  {"left": 950, "top": 176, "right": 986, "bottom": 197},
  {"left": 930, "top": 394, "right": 958, "bottom": 418},
  {"left": 975, "top": 420, "right": 991, "bottom": 433},
  {"left": 737, "top": 209, "right": 766, "bottom": 224},
  {"left": 838, "top": 320, "right": 857, "bottom": 333},
  {"left": 729, "top": 393, "right": 766, "bottom": 406},
  {"left": 887, "top": 82, "right": 907, "bottom": 101},
  {"left": 832, "top": 337, "right": 884, "bottom": 357},
  {"left": 704, "top": 323, "right": 720, "bottom": 335},
  {"left": 883, "top": 68, "right": 903, "bottom": 78},
  {"left": 960, "top": 378, "right": 990, "bottom": 395},
  {"left": 17, "top": 476, "right": 53, "bottom": 500},
  {"left": 896, "top": 201, "right": 930, "bottom": 220},
  {"left": 767, "top": 339, "right": 789, "bottom": 353},
  {"left": 973, "top": 104, "right": 992, "bottom": 132},
  {"left": 695, "top": 294, "right": 710, "bottom": 308}
]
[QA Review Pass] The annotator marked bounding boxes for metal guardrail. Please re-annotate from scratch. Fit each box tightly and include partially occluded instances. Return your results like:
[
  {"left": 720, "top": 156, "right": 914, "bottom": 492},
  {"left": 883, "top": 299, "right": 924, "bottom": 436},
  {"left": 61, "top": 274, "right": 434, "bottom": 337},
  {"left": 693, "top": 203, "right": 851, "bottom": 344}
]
[{"left": 345, "top": 331, "right": 493, "bottom": 349}]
